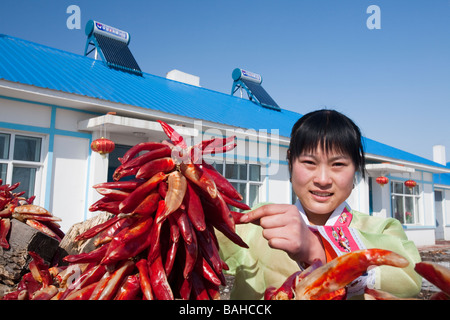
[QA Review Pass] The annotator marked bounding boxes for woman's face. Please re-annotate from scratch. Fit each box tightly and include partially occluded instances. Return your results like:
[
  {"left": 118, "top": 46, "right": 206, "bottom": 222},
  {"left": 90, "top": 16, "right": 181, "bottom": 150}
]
[{"left": 291, "top": 146, "right": 356, "bottom": 225}]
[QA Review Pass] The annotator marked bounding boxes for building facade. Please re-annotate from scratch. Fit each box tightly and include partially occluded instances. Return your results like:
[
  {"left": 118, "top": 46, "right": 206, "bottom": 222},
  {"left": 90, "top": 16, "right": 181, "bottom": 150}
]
[{"left": 0, "top": 34, "right": 449, "bottom": 246}]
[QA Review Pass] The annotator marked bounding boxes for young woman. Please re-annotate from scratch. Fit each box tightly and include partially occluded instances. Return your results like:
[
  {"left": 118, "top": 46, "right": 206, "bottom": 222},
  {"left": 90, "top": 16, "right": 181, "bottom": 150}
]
[{"left": 219, "top": 109, "right": 422, "bottom": 300}]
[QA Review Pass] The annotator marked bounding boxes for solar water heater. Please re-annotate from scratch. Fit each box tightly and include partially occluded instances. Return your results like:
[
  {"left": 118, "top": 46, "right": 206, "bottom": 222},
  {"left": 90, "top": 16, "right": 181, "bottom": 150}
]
[
  {"left": 231, "top": 68, "right": 280, "bottom": 111},
  {"left": 84, "top": 20, "right": 142, "bottom": 76}
]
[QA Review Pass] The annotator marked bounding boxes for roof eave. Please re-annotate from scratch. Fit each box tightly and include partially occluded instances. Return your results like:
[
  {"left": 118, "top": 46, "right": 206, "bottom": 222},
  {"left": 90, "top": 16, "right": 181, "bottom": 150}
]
[
  {"left": 365, "top": 153, "right": 450, "bottom": 174},
  {"left": 0, "top": 80, "right": 290, "bottom": 144}
]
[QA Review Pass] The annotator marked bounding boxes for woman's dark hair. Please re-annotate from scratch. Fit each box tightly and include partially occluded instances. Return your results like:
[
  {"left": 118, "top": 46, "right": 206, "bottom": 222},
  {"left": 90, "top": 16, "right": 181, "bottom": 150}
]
[{"left": 288, "top": 109, "right": 365, "bottom": 179}]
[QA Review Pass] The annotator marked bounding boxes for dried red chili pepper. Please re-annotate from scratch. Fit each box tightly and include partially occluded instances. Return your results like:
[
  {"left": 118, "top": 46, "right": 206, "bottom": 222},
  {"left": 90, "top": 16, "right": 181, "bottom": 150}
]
[
  {"left": 0, "top": 217, "right": 11, "bottom": 249},
  {"left": 119, "top": 171, "right": 166, "bottom": 213},
  {"left": 136, "top": 259, "right": 153, "bottom": 300},
  {"left": 149, "top": 255, "right": 174, "bottom": 300}
]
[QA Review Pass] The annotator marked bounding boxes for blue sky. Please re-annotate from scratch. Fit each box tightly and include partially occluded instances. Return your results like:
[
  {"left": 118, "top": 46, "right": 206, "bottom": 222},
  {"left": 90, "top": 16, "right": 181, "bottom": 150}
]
[{"left": 1, "top": 0, "right": 449, "bottom": 162}]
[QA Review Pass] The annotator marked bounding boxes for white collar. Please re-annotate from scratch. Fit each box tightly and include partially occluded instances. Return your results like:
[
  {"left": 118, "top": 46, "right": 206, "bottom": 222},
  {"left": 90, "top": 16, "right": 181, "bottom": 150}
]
[{"left": 294, "top": 199, "right": 350, "bottom": 227}]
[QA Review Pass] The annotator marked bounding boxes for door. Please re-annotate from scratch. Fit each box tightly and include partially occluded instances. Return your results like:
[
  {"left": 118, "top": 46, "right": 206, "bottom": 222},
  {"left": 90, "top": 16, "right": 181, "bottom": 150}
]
[{"left": 434, "top": 190, "right": 444, "bottom": 240}]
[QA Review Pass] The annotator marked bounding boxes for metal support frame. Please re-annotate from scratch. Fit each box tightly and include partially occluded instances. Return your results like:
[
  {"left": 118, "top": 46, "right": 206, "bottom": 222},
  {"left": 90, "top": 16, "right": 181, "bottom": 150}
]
[{"left": 84, "top": 36, "right": 107, "bottom": 63}]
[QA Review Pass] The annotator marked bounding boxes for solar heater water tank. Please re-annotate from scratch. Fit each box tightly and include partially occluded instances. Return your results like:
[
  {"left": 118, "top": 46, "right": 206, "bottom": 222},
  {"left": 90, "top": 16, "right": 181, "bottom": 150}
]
[
  {"left": 232, "top": 68, "right": 262, "bottom": 84},
  {"left": 85, "top": 20, "right": 130, "bottom": 45}
]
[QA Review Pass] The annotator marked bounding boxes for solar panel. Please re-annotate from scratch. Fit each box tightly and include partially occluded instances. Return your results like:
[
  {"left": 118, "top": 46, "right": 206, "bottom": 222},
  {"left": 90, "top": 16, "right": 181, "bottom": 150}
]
[
  {"left": 94, "top": 33, "right": 142, "bottom": 76},
  {"left": 241, "top": 79, "right": 280, "bottom": 110},
  {"left": 84, "top": 20, "right": 142, "bottom": 76}
]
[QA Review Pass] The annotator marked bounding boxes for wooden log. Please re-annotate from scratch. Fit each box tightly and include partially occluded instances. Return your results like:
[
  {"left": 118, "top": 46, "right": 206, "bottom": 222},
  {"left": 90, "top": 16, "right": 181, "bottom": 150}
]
[
  {"left": 58, "top": 211, "right": 114, "bottom": 260},
  {"left": 0, "top": 219, "right": 59, "bottom": 285},
  {"left": 0, "top": 212, "right": 113, "bottom": 297}
]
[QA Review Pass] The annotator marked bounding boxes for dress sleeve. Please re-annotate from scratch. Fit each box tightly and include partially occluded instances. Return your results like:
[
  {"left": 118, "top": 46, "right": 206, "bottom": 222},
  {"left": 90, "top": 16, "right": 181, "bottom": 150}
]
[
  {"left": 217, "top": 223, "right": 300, "bottom": 300},
  {"left": 353, "top": 215, "right": 422, "bottom": 298}
]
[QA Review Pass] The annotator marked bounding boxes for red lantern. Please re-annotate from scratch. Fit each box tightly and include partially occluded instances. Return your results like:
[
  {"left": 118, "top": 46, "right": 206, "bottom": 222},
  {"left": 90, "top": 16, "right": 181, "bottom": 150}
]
[
  {"left": 91, "top": 137, "right": 115, "bottom": 155},
  {"left": 376, "top": 176, "right": 389, "bottom": 186},
  {"left": 404, "top": 179, "right": 417, "bottom": 189}
]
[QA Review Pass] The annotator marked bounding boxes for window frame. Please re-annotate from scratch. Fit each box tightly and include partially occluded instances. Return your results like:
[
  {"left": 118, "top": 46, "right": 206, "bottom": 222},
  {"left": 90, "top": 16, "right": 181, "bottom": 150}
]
[
  {"left": 390, "top": 180, "right": 421, "bottom": 225},
  {"left": 207, "top": 160, "right": 263, "bottom": 210},
  {"left": 0, "top": 131, "right": 45, "bottom": 202}
]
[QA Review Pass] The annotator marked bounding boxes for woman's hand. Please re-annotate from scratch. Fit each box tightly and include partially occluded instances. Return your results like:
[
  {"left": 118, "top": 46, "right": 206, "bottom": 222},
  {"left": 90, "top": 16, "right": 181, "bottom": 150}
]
[{"left": 240, "top": 204, "right": 326, "bottom": 266}]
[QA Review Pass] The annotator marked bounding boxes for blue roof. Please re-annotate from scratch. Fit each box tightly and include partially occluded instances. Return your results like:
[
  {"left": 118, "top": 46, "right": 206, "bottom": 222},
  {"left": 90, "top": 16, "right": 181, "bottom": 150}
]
[
  {"left": 0, "top": 34, "right": 448, "bottom": 173},
  {"left": 362, "top": 137, "right": 447, "bottom": 169},
  {"left": 0, "top": 34, "right": 299, "bottom": 137}
]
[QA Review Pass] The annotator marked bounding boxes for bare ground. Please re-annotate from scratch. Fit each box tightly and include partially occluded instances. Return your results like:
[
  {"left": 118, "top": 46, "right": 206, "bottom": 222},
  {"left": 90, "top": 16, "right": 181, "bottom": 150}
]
[
  {"left": 416, "top": 241, "right": 450, "bottom": 300},
  {"left": 2, "top": 242, "right": 448, "bottom": 300},
  {"left": 219, "top": 241, "right": 450, "bottom": 300}
]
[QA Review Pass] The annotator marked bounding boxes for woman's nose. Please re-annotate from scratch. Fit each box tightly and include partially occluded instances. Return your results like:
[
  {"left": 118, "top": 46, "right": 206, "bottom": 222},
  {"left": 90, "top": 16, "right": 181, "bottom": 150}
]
[{"left": 313, "top": 166, "right": 332, "bottom": 186}]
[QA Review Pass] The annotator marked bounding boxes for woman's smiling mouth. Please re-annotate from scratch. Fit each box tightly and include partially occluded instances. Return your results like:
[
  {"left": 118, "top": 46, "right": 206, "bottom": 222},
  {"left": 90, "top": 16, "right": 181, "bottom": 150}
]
[{"left": 310, "top": 191, "right": 333, "bottom": 198}]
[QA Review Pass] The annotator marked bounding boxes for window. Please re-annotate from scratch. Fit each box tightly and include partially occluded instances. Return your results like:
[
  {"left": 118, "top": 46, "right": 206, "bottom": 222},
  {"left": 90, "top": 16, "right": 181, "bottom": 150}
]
[
  {"left": 0, "top": 132, "right": 43, "bottom": 199},
  {"left": 391, "top": 180, "right": 421, "bottom": 225},
  {"left": 211, "top": 161, "right": 263, "bottom": 210}
]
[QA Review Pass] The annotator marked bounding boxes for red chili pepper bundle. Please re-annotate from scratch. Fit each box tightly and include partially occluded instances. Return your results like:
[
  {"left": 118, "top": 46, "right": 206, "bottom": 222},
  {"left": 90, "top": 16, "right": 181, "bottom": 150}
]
[
  {"left": 2, "top": 120, "right": 249, "bottom": 300},
  {"left": 1, "top": 251, "right": 58, "bottom": 300},
  {"left": 80, "top": 120, "right": 249, "bottom": 300},
  {"left": 0, "top": 180, "right": 64, "bottom": 249}
]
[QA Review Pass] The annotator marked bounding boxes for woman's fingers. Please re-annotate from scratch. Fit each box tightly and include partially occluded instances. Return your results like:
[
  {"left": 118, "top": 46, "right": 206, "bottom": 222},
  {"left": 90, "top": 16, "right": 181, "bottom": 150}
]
[
  {"left": 240, "top": 204, "right": 292, "bottom": 224},
  {"left": 241, "top": 204, "right": 304, "bottom": 255},
  {"left": 262, "top": 219, "right": 302, "bottom": 253},
  {"left": 260, "top": 213, "right": 293, "bottom": 229},
  {"left": 266, "top": 237, "right": 297, "bottom": 252},
  {"left": 241, "top": 203, "right": 325, "bottom": 265},
  {"left": 262, "top": 226, "right": 290, "bottom": 241}
]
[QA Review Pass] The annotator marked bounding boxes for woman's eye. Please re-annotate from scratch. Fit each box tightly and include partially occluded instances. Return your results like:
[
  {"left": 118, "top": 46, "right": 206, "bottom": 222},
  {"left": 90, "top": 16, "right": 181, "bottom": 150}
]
[{"left": 333, "top": 162, "right": 346, "bottom": 167}]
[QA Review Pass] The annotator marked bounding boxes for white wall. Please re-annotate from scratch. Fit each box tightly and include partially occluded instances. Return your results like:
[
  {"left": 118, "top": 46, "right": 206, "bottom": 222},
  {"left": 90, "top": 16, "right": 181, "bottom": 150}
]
[
  {"left": 0, "top": 98, "right": 51, "bottom": 127},
  {"left": 265, "top": 163, "right": 290, "bottom": 204},
  {"left": 51, "top": 135, "right": 90, "bottom": 231},
  {"left": 405, "top": 229, "right": 436, "bottom": 247},
  {"left": 368, "top": 178, "right": 391, "bottom": 218},
  {"left": 347, "top": 174, "right": 370, "bottom": 214},
  {"left": 0, "top": 99, "right": 51, "bottom": 210},
  {"left": 55, "top": 108, "right": 93, "bottom": 131},
  {"left": 444, "top": 189, "right": 450, "bottom": 241}
]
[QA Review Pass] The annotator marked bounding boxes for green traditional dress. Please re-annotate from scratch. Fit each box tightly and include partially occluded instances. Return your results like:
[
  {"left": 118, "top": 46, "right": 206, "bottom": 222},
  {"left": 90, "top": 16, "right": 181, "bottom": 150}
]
[{"left": 218, "top": 201, "right": 422, "bottom": 300}]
